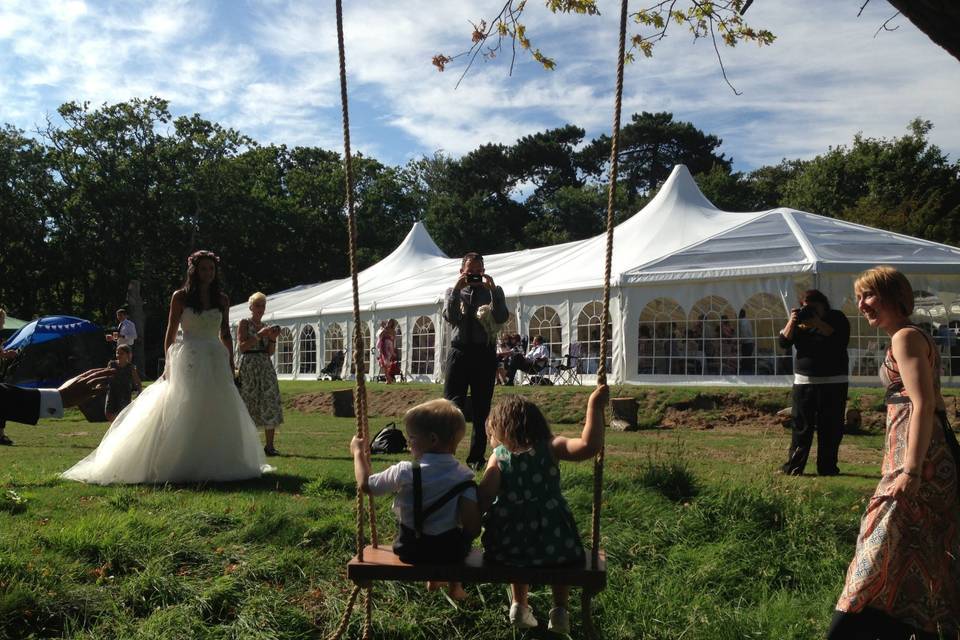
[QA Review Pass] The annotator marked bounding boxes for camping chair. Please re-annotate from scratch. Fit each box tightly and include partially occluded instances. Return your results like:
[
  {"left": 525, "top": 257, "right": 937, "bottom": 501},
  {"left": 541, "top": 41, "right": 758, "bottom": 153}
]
[
  {"left": 318, "top": 350, "right": 345, "bottom": 381},
  {"left": 553, "top": 342, "right": 582, "bottom": 385},
  {"left": 519, "top": 355, "right": 552, "bottom": 386}
]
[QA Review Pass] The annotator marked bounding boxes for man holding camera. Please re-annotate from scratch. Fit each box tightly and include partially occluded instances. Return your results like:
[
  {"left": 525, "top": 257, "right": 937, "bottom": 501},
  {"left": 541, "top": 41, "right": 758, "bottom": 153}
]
[
  {"left": 443, "top": 252, "right": 510, "bottom": 469},
  {"left": 778, "top": 289, "right": 851, "bottom": 476}
]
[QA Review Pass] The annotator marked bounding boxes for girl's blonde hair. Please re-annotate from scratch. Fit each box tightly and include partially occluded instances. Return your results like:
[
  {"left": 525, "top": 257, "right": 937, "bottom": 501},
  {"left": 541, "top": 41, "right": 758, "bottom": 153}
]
[
  {"left": 854, "top": 265, "right": 914, "bottom": 316},
  {"left": 248, "top": 291, "right": 267, "bottom": 306},
  {"left": 486, "top": 396, "right": 552, "bottom": 452}
]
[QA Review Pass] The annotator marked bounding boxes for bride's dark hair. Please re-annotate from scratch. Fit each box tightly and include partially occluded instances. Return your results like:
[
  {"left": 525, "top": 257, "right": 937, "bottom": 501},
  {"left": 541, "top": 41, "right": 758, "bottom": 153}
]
[{"left": 182, "top": 250, "right": 224, "bottom": 313}]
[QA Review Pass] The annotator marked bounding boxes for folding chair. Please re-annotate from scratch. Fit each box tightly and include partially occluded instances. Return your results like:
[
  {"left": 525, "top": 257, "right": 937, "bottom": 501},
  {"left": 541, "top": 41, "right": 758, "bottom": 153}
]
[
  {"left": 523, "top": 356, "right": 553, "bottom": 385},
  {"left": 554, "top": 342, "right": 582, "bottom": 385}
]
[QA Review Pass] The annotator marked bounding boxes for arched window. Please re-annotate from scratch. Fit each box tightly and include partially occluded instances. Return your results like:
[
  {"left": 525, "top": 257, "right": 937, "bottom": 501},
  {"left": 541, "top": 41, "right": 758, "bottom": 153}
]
[
  {"left": 638, "top": 298, "right": 686, "bottom": 375},
  {"left": 577, "top": 301, "right": 612, "bottom": 374},
  {"left": 323, "top": 323, "right": 345, "bottom": 374},
  {"left": 842, "top": 297, "right": 887, "bottom": 377},
  {"left": 689, "top": 296, "right": 736, "bottom": 375},
  {"left": 350, "top": 323, "right": 372, "bottom": 375},
  {"left": 528, "top": 306, "right": 562, "bottom": 359},
  {"left": 740, "top": 293, "right": 790, "bottom": 376},
  {"left": 411, "top": 316, "right": 435, "bottom": 375},
  {"left": 913, "top": 290, "right": 952, "bottom": 376},
  {"left": 276, "top": 327, "right": 294, "bottom": 375},
  {"left": 637, "top": 298, "right": 685, "bottom": 375},
  {"left": 299, "top": 325, "right": 317, "bottom": 375}
]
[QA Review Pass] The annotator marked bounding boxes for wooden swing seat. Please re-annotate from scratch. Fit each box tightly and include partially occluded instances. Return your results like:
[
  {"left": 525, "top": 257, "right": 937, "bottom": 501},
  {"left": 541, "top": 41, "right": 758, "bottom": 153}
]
[{"left": 348, "top": 545, "right": 606, "bottom": 592}]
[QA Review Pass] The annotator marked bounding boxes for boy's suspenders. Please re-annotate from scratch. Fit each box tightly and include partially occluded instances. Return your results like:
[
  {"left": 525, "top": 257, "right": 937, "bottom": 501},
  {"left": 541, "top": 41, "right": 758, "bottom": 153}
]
[{"left": 411, "top": 460, "right": 476, "bottom": 538}]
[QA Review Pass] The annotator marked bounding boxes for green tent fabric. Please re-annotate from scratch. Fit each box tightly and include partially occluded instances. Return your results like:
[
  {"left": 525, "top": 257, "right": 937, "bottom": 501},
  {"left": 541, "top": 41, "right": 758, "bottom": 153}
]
[
  {"left": 3, "top": 316, "right": 28, "bottom": 331},
  {"left": 2, "top": 315, "right": 28, "bottom": 340}
]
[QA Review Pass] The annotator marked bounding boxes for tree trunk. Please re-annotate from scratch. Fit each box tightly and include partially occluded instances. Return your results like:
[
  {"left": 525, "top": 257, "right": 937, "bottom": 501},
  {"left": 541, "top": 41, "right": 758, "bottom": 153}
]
[
  {"left": 127, "top": 279, "right": 146, "bottom": 374},
  {"left": 886, "top": 0, "right": 960, "bottom": 63}
]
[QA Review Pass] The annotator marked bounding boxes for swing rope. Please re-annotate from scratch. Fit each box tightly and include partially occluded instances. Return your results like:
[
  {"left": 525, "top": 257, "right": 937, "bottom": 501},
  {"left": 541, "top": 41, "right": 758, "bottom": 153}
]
[
  {"left": 329, "top": 0, "right": 628, "bottom": 634},
  {"left": 328, "top": 0, "right": 375, "bottom": 637},
  {"left": 591, "top": 0, "right": 628, "bottom": 568}
]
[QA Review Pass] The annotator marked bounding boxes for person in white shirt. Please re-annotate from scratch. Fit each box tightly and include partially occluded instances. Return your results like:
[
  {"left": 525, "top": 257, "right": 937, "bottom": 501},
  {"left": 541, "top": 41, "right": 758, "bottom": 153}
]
[
  {"left": 351, "top": 398, "right": 481, "bottom": 600},
  {"left": 106, "top": 308, "right": 137, "bottom": 348},
  {"left": 504, "top": 335, "right": 550, "bottom": 386}
]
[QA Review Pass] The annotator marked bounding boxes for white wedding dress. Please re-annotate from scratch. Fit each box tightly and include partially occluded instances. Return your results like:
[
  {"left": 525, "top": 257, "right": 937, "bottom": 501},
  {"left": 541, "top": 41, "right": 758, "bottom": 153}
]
[{"left": 63, "top": 308, "right": 273, "bottom": 485}]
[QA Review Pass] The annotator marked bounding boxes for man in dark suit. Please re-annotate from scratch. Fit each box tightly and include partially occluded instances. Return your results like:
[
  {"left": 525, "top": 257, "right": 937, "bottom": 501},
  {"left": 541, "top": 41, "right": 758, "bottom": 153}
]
[{"left": 1, "top": 367, "right": 115, "bottom": 425}]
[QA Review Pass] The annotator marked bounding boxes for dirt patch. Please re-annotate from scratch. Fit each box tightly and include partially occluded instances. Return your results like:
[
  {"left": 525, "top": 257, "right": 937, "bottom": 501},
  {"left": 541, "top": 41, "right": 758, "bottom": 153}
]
[
  {"left": 292, "top": 388, "right": 434, "bottom": 417},
  {"left": 658, "top": 405, "right": 785, "bottom": 432}
]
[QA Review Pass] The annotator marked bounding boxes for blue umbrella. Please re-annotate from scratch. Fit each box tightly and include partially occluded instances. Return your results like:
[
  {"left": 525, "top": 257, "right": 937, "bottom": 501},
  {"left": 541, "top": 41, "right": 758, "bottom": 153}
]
[{"left": 3, "top": 315, "right": 102, "bottom": 350}]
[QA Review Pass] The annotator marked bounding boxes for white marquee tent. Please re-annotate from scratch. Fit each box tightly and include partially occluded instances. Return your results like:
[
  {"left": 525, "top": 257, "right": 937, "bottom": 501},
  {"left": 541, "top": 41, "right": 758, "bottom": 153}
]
[{"left": 232, "top": 165, "right": 960, "bottom": 386}]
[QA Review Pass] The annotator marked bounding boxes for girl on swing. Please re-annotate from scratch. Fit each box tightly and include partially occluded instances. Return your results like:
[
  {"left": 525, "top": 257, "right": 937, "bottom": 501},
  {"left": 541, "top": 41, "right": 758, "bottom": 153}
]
[{"left": 479, "top": 383, "right": 608, "bottom": 632}]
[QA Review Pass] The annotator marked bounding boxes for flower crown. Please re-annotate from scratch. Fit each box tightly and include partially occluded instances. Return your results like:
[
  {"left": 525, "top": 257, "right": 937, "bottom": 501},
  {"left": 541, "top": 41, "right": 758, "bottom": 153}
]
[{"left": 187, "top": 250, "right": 219, "bottom": 268}]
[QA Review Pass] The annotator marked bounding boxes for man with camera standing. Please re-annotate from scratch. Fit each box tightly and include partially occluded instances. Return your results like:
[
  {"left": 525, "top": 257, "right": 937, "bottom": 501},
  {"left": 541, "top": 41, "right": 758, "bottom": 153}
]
[
  {"left": 779, "top": 289, "right": 851, "bottom": 476},
  {"left": 443, "top": 252, "right": 509, "bottom": 469}
]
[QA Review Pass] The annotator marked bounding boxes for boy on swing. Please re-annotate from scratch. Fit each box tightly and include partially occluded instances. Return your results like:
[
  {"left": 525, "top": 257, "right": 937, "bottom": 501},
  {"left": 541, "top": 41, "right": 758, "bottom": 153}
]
[{"left": 351, "top": 398, "right": 480, "bottom": 599}]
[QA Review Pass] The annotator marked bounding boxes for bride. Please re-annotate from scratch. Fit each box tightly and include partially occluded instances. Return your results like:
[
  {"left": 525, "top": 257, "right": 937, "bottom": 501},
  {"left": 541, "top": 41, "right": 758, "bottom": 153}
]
[{"left": 63, "top": 250, "right": 273, "bottom": 484}]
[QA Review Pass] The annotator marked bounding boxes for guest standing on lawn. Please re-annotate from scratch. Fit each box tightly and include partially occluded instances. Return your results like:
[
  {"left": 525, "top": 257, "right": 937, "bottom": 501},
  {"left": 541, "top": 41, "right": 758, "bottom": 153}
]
[
  {"left": 829, "top": 266, "right": 960, "bottom": 640},
  {"left": 238, "top": 292, "right": 284, "bottom": 457}
]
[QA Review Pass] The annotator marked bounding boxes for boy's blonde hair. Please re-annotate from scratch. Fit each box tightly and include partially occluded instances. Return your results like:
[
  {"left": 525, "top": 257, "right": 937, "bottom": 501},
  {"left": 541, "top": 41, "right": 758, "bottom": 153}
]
[
  {"left": 404, "top": 398, "right": 466, "bottom": 446},
  {"left": 854, "top": 265, "right": 914, "bottom": 316},
  {"left": 486, "top": 396, "right": 552, "bottom": 452}
]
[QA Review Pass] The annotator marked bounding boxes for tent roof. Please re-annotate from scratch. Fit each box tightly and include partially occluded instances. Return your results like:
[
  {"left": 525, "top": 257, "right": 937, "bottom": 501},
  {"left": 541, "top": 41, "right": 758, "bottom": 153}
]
[{"left": 233, "top": 165, "right": 960, "bottom": 321}]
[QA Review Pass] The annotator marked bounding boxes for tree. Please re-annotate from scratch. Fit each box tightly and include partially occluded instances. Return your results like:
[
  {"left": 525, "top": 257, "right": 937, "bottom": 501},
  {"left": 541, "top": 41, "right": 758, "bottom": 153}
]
[
  {"left": 0, "top": 126, "right": 59, "bottom": 318},
  {"left": 579, "top": 112, "right": 731, "bottom": 206},
  {"left": 884, "top": 1, "right": 960, "bottom": 63},
  {"left": 780, "top": 119, "right": 960, "bottom": 245}
]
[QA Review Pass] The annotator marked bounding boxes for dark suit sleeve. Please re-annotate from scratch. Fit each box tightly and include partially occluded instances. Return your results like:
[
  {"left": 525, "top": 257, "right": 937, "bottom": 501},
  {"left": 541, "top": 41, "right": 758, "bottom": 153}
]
[
  {"left": 0, "top": 383, "right": 42, "bottom": 425},
  {"left": 491, "top": 286, "right": 509, "bottom": 324}
]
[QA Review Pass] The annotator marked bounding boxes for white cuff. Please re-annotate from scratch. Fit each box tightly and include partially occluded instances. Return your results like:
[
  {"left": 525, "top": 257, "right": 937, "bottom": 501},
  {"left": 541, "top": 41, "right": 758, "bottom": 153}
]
[{"left": 38, "top": 389, "right": 64, "bottom": 419}]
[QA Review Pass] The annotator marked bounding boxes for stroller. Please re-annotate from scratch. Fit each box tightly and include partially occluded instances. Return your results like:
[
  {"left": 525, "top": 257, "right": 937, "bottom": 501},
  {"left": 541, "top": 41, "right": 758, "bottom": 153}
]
[{"left": 318, "top": 350, "right": 345, "bottom": 381}]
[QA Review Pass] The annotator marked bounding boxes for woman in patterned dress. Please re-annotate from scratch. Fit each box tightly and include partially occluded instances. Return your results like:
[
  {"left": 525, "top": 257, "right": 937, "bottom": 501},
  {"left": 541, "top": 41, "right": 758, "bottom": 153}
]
[
  {"left": 829, "top": 266, "right": 960, "bottom": 639},
  {"left": 238, "top": 292, "right": 284, "bottom": 457}
]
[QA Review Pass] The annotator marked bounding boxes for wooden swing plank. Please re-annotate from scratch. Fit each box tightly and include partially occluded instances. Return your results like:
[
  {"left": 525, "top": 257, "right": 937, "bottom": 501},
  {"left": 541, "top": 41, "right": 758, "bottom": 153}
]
[{"left": 347, "top": 545, "right": 606, "bottom": 591}]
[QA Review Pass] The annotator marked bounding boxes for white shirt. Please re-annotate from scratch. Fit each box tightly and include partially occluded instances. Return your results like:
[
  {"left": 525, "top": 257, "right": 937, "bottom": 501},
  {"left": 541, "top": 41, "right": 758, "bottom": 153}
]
[
  {"left": 38, "top": 389, "right": 64, "bottom": 419},
  {"left": 526, "top": 342, "right": 549, "bottom": 362},
  {"left": 117, "top": 318, "right": 137, "bottom": 347},
  {"left": 368, "top": 453, "right": 477, "bottom": 536}
]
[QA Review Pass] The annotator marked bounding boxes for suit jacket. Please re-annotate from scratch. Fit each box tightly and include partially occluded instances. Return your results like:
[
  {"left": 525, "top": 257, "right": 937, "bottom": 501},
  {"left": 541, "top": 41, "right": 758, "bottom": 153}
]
[{"left": 0, "top": 383, "right": 41, "bottom": 425}]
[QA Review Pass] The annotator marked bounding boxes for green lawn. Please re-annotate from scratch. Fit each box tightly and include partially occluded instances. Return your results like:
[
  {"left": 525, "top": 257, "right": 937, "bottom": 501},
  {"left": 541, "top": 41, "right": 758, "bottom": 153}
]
[{"left": 0, "top": 381, "right": 913, "bottom": 639}]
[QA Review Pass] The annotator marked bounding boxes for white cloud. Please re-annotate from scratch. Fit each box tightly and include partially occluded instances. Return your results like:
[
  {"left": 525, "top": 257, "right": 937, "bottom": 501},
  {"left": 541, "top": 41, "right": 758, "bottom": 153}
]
[{"left": 0, "top": 0, "right": 956, "bottom": 170}]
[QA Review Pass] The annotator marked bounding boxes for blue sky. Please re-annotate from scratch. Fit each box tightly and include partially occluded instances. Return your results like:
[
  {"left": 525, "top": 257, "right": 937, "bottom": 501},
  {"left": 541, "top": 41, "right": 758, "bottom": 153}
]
[{"left": 1, "top": 0, "right": 958, "bottom": 172}]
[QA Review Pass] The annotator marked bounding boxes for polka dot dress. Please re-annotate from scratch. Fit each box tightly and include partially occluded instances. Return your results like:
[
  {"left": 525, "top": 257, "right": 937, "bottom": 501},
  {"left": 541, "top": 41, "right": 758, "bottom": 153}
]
[{"left": 482, "top": 440, "right": 584, "bottom": 567}]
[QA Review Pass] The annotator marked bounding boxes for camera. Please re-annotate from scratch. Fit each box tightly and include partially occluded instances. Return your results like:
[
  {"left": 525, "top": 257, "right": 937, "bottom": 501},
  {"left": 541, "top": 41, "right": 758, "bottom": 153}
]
[
  {"left": 796, "top": 305, "right": 816, "bottom": 322},
  {"left": 466, "top": 273, "right": 483, "bottom": 284}
]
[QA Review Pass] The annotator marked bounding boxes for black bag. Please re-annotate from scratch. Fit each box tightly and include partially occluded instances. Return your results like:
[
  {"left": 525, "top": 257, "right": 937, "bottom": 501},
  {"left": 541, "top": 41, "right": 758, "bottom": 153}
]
[{"left": 370, "top": 422, "right": 407, "bottom": 454}]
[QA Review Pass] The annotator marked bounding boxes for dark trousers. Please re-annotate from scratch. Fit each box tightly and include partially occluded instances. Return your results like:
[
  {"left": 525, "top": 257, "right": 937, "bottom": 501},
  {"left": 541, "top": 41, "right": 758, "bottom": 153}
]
[
  {"left": 505, "top": 353, "right": 536, "bottom": 384},
  {"left": 444, "top": 344, "right": 496, "bottom": 465},
  {"left": 827, "top": 608, "right": 941, "bottom": 640},
  {"left": 784, "top": 382, "right": 848, "bottom": 475}
]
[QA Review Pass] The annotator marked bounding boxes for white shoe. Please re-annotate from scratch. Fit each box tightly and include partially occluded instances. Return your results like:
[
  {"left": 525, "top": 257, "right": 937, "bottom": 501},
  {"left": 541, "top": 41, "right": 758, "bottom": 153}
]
[
  {"left": 509, "top": 602, "right": 538, "bottom": 629},
  {"left": 548, "top": 607, "right": 570, "bottom": 634}
]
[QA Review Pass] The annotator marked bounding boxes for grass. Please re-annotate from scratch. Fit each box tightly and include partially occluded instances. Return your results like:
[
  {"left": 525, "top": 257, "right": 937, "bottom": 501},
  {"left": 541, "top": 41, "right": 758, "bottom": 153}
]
[{"left": 0, "top": 381, "right": 922, "bottom": 639}]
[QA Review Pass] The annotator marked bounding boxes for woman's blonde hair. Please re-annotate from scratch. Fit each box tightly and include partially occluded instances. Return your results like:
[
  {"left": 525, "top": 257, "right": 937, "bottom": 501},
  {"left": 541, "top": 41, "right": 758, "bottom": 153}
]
[
  {"left": 248, "top": 292, "right": 267, "bottom": 306},
  {"left": 854, "top": 265, "right": 914, "bottom": 316}
]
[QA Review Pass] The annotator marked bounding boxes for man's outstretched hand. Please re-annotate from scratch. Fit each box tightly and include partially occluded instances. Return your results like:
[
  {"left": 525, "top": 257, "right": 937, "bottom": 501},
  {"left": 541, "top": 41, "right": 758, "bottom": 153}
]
[{"left": 58, "top": 368, "right": 116, "bottom": 408}]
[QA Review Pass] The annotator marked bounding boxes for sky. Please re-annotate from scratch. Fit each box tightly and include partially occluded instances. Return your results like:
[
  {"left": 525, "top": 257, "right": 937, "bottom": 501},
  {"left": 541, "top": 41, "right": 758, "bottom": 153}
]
[{"left": 1, "top": 0, "right": 959, "bottom": 172}]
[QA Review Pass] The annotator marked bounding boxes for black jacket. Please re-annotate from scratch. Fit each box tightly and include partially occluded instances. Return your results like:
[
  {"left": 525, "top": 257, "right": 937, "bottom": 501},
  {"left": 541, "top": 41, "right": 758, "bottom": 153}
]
[
  {"left": 0, "top": 383, "right": 41, "bottom": 425},
  {"left": 779, "top": 309, "right": 850, "bottom": 378},
  {"left": 443, "top": 284, "right": 509, "bottom": 349}
]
